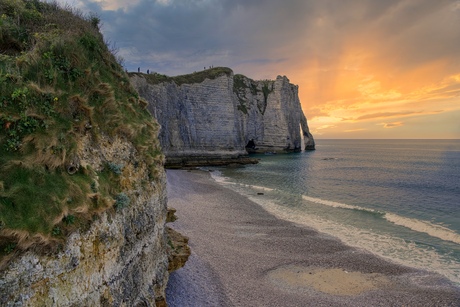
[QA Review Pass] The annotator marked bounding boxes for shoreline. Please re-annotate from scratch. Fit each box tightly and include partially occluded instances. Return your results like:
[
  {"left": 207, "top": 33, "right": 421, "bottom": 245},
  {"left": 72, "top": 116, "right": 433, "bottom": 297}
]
[{"left": 165, "top": 169, "right": 460, "bottom": 306}]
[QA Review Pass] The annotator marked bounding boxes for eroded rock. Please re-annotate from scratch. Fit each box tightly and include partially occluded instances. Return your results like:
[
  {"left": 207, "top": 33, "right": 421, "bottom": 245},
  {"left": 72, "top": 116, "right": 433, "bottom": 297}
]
[{"left": 130, "top": 68, "right": 315, "bottom": 168}]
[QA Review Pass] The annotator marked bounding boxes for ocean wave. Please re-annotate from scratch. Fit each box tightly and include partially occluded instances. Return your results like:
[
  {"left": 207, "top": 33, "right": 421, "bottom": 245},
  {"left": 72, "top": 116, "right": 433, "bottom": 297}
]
[
  {"left": 385, "top": 213, "right": 460, "bottom": 245},
  {"left": 208, "top": 170, "right": 228, "bottom": 183},
  {"left": 212, "top": 180, "right": 460, "bottom": 284},
  {"left": 246, "top": 195, "right": 460, "bottom": 284},
  {"left": 209, "top": 172, "right": 275, "bottom": 192},
  {"left": 230, "top": 183, "right": 275, "bottom": 192},
  {"left": 301, "top": 195, "right": 380, "bottom": 214},
  {"left": 243, "top": 184, "right": 275, "bottom": 192},
  {"left": 301, "top": 195, "right": 460, "bottom": 245}
]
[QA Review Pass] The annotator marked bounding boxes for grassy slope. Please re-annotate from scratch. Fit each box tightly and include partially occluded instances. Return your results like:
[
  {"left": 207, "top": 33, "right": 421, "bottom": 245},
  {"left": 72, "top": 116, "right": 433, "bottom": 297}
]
[{"left": 0, "top": 0, "right": 162, "bottom": 258}]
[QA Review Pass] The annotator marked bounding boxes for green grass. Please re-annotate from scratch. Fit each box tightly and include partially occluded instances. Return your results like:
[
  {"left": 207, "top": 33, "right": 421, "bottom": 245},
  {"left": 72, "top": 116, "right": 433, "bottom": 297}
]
[
  {"left": 233, "top": 74, "right": 274, "bottom": 115},
  {"left": 131, "top": 66, "right": 233, "bottom": 86},
  {"left": 0, "top": 0, "right": 163, "bottom": 254}
]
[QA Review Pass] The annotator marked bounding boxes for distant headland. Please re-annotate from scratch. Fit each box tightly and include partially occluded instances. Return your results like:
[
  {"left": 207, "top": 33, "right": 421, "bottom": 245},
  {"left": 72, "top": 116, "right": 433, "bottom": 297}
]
[{"left": 130, "top": 67, "right": 315, "bottom": 168}]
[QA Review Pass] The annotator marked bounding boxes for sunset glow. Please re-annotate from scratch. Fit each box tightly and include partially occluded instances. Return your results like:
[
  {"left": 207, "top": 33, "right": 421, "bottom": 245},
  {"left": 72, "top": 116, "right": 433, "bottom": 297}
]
[{"left": 292, "top": 52, "right": 460, "bottom": 138}]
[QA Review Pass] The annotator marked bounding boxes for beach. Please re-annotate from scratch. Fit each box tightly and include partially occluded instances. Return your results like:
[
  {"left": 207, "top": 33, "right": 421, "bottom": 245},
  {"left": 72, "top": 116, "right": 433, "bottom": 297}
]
[{"left": 165, "top": 169, "right": 460, "bottom": 306}]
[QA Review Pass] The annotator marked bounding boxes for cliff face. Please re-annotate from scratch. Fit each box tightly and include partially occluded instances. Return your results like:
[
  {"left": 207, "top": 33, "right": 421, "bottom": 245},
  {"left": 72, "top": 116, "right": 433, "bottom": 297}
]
[
  {"left": 131, "top": 71, "right": 248, "bottom": 167},
  {"left": 0, "top": 135, "right": 170, "bottom": 306},
  {"left": 130, "top": 68, "right": 315, "bottom": 167},
  {"left": 0, "top": 1, "right": 171, "bottom": 305},
  {"left": 233, "top": 74, "right": 315, "bottom": 152}
]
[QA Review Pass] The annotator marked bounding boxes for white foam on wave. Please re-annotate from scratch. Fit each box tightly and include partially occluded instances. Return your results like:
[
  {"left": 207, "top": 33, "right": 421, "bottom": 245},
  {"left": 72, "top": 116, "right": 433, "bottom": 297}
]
[
  {"left": 242, "top": 184, "right": 275, "bottom": 192},
  {"left": 302, "top": 194, "right": 460, "bottom": 245},
  {"left": 302, "top": 195, "right": 460, "bottom": 244},
  {"left": 208, "top": 170, "right": 229, "bottom": 183},
  {"left": 209, "top": 172, "right": 275, "bottom": 193},
  {"left": 247, "top": 195, "right": 460, "bottom": 284},
  {"left": 301, "top": 195, "right": 378, "bottom": 213},
  {"left": 385, "top": 213, "right": 460, "bottom": 245},
  {"left": 210, "top": 174, "right": 460, "bottom": 284}
]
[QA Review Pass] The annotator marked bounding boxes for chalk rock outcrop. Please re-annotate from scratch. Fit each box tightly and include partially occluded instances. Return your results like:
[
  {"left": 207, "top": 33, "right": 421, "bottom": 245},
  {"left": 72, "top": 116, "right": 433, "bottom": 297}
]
[
  {"left": 130, "top": 68, "right": 315, "bottom": 167},
  {"left": 0, "top": 135, "right": 169, "bottom": 306},
  {"left": 233, "top": 73, "right": 316, "bottom": 152}
]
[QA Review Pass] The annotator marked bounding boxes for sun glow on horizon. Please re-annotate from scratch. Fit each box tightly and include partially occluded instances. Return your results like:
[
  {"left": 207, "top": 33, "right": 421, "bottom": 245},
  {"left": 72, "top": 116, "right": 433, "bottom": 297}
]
[{"left": 292, "top": 35, "right": 460, "bottom": 139}]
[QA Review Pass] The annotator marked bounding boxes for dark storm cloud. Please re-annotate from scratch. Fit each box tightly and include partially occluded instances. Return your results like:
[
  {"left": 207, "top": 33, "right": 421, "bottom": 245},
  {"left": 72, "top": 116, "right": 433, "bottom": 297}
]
[{"left": 59, "top": 0, "right": 319, "bottom": 73}]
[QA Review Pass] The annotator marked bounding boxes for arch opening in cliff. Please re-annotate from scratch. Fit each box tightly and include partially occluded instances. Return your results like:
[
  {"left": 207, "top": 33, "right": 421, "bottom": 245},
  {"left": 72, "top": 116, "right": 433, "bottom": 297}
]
[
  {"left": 245, "top": 139, "right": 259, "bottom": 154},
  {"left": 130, "top": 67, "right": 316, "bottom": 165}
]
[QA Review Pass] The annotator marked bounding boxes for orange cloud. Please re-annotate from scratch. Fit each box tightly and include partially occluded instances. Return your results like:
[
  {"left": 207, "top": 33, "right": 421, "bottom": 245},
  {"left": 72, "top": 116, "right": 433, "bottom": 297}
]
[
  {"left": 92, "top": 0, "right": 141, "bottom": 10},
  {"left": 381, "top": 122, "right": 404, "bottom": 129},
  {"left": 356, "top": 112, "right": 419, "bottom": 121},
  {"left": 344, "top": 128, "right": 367, "bottom": 133},
  {"left": 298, "top": 49, "right": 460, "bottom": 138},
  {"left": 354, "top": 110, "right": 443, "bottom": 121},
  {"left": 292, "top": 5, "right": 460, "bottom": 138}
]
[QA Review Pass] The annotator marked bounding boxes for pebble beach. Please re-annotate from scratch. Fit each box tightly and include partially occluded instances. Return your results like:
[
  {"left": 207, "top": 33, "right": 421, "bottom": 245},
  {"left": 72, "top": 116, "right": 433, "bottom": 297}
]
[{"left": 165, "top": 169, "right": 460, "bottom": 306}]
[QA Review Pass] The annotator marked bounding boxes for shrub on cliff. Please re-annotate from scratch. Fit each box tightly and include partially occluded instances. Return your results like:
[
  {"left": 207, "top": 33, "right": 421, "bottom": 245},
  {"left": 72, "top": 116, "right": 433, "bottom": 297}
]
[{"left": 0, "top": 0, "right": 163, "bottom": 261}]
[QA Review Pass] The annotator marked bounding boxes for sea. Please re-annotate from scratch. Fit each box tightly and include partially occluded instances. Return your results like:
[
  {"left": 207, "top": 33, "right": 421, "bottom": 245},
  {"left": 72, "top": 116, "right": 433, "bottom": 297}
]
[{"left": 208, "top": 139, "right": 460, "bottom": 285}]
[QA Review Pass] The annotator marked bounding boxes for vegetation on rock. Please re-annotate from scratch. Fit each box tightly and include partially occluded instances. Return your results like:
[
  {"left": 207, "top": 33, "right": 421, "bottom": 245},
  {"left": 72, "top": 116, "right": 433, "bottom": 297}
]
[
  {"left": 233, "top": 74, "right": 274, "bottom": 115},
  {"left": 131, "top": 66, "right": 233, "bottom": 86},
  {"left": 0, "top": 0, "right": 162, "bottom": 259},
  {"left": 133, "top": 67, "right": 274, "bottom": 116}
]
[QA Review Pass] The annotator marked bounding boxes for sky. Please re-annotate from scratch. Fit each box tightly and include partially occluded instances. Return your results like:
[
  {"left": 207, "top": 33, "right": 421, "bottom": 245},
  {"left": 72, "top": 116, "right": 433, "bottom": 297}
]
[{"left": 54, "top": 0, "right": 460, "bottom": 139}]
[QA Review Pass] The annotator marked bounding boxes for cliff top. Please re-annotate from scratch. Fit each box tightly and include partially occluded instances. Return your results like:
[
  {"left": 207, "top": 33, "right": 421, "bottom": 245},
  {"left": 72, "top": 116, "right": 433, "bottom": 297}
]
[
  {"left": 130, "top": 66, "right": 291, "bottom": 87},
  {"left": 129, "top": 66, "right": 234, "bottom": 86},
  {"left": 0, "top": 0, "right": 161, "bottom": 263}
]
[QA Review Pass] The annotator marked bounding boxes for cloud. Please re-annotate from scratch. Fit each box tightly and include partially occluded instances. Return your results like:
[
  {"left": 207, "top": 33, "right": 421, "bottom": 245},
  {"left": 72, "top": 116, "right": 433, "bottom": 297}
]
[
  {"left": 50, "top": 0, "right": 460, "bottom": 138},
  {"left": 51, "top": 0, "right": 460, "bottom": 78},
  {"left": 381, "top": 122, "right": 404, "bottom": 128},
  {"left": 454, "top": 1, "right": 460, "bottom": 11},
  {"left": 315, "top": 124, "right": 336, "bottom": 131},
  {"left": 356, "top": 78, "right": 403, "bottom": 101},
  {"left": 50, "top": 0, "right": 317, "bottom": 74},
  {"left": 356, "top": 111, "right": 422, "bottom": 121}
]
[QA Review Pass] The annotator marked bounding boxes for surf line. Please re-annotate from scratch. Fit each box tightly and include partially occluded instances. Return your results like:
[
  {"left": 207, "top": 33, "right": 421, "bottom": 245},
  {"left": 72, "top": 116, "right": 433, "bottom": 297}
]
[
  {"left": 385, "top": 213, "right": 460, "bottom": 245},
  {"left": 301, "top": 195, "right": 460, "bottom": 245}
]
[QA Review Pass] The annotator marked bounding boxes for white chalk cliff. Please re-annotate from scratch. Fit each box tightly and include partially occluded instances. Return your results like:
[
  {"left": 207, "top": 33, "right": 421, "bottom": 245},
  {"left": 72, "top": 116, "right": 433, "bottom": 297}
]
[{"left": 130, "top": 68, "right": 315, "bottom": 167}]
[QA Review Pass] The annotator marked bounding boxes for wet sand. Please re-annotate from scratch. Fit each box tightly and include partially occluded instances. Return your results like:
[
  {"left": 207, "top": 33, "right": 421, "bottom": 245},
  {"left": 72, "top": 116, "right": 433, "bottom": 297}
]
[{"left": 165, "top": 169, "right": 460, "bottom": 306}]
